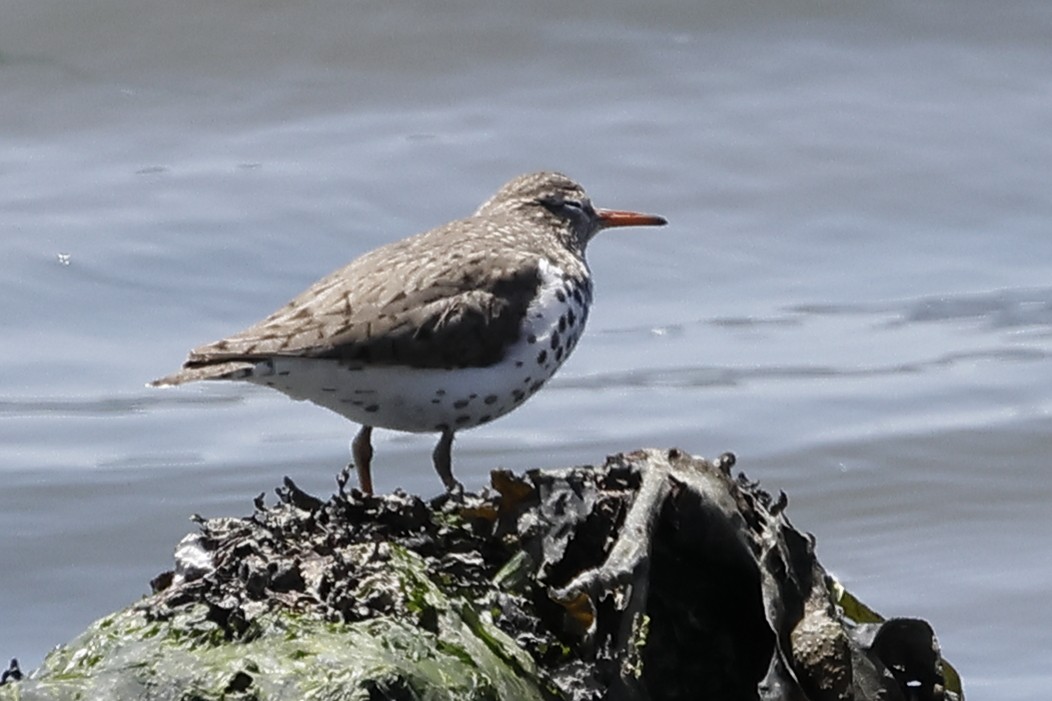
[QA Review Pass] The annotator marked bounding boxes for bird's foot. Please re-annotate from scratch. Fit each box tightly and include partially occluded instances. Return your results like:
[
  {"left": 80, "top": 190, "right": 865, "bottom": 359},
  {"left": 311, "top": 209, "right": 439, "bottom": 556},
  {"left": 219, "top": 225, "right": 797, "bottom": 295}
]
[{"left": 428, "top": 480, "right": 467, "bottom": 509}]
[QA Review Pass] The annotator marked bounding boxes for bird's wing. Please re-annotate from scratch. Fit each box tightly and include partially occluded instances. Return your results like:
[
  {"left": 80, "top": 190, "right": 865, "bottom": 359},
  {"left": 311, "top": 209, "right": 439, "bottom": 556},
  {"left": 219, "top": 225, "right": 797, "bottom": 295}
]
[{"left": 176, "top": 249, "right": 542, "bottom": 373}]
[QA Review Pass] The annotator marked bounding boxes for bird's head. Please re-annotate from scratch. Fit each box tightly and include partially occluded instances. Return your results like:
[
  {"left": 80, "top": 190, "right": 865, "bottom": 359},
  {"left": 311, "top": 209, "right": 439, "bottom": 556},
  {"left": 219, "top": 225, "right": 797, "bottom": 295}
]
[{"left": 476, "top": 171, "right": 667, "bottom": 254}]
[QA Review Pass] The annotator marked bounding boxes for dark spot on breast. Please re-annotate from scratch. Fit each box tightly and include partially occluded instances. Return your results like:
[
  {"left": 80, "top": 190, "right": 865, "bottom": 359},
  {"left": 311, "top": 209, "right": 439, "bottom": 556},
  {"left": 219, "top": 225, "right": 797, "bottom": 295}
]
[
  {"left": 453, "top": 398, "right": 470, "bottom": 409},
  {"left": 322, "top": 387, "right": 337, "bottom": 392},
  {"left": 365, "top": 404, "right": 380, "bottom": 413},
  {"left": 434, "top": 423, "right": 449, "bottom": 431},
  {"left": 515, "top": 361, "right": 524, "bottom": 368},
  {"left": 558, "top": 316, "right": 566, "bottom": 332},
  {"left": 455, "top": 415, "right": 472, "bottom": 425},
  {"left": 529, "top": 380, "right": 544, "bottom": 393},
  {"left": 469, "top": 393, "right": 477, "bottom": 399},
  {"left": 572, "top": 288, "right": 583, "bottom": 304},
  {"left": 512, "top": 389, "right": 525, "bottom": 402},
  {"left": 484, "top": 395, "right": 498, "bottom": 405},
  {"left": 555, "top": 347, "right": 564, "bottom": 361},
  {"left": 523, "top": 376, "right": 532, "bottom": 384},
  {"left": 550, "top": 332, "right": 560, "bottom": 350},
  {"left": 479, "top": 415, "right": 492, "bottom": 423},
  {"left": 435, "top": 389, "right": 446, "bottom": 396},
  {"left": 556, "top": 289, "right": 566, "bottom": 303},
  {"left": 431, "top": 399, "right": 441, "bottom": 404},
  {"left": 567, "top": 310, "right": 576, "bottom": 327},
  {"left": 277, "top": 370, "right": 290, "bottom": 376},
  {"left": 527, "top": 333, "right": 537, "bottom": 344},
  {"left": 537, "top": 350, "right": 547, "bottom": 365}
]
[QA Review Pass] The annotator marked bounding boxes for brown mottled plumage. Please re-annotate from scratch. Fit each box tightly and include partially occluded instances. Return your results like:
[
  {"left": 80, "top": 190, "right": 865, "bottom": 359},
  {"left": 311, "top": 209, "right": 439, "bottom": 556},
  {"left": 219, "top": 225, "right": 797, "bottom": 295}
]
[{"left": 152, "top": 172, "right": 667, "bottom": 494}]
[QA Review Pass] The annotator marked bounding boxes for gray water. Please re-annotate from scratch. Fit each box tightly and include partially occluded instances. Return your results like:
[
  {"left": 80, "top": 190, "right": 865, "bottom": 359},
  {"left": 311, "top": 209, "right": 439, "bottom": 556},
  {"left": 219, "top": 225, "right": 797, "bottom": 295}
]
[{"left": 3, "top": 0, "right": 1052, "bottom": 696}]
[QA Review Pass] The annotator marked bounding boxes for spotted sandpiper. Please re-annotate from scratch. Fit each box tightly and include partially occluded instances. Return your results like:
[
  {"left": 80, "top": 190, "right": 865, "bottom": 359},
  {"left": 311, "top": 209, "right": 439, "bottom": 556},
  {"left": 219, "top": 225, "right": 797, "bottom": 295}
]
[{"left": 152, "top": 172, "right": 667, "bottom": 494}]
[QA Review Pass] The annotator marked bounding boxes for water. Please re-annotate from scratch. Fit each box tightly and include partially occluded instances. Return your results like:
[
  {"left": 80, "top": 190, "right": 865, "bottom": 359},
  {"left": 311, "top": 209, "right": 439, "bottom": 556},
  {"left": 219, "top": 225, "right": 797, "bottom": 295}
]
[{"left": 3, "top": 0, "right": 1052, "bottom": 697}]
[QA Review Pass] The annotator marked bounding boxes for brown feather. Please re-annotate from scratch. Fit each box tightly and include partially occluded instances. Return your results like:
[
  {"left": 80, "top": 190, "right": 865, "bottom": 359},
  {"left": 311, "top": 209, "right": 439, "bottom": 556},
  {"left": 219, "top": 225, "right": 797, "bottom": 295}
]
[
  {"left": 174, "top": 214, "right": 555, "bottom": 374},
  {"left": 149, "top": 360, "right": 255, "bottom": 387}
]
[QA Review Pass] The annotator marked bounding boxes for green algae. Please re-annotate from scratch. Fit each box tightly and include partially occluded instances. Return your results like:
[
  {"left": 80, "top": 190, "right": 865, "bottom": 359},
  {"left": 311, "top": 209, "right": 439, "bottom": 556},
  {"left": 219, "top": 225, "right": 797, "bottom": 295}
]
[{"left": 5, "top": 549, "right": 548, "bottom": 701}]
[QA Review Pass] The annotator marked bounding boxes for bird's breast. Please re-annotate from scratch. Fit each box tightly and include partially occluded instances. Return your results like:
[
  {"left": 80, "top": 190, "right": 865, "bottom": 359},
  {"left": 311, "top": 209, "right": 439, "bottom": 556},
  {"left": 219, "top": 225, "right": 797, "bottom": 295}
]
[{"left": 507, "top": 257, "right": 592, "bottom": 378}]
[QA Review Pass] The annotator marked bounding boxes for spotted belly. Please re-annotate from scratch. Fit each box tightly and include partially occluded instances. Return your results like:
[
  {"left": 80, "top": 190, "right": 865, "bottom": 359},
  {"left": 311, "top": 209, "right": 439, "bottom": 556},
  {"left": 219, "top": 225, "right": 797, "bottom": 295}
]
[{"left": 245, "top": 260, "right": 592, "bottom": 434}]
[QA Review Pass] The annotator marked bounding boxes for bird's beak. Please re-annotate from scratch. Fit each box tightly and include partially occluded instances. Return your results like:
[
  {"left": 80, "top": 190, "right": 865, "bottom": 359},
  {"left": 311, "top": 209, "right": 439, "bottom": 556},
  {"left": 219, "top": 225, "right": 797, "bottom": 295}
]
[{"left": 595, "top": 209, "right": 668, "bottom": 229}]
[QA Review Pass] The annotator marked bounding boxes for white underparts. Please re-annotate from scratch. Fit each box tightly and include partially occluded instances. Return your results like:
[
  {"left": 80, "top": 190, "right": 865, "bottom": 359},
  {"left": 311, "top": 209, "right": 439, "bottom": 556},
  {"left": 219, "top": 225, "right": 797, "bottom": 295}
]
[{"left": 242, "top": 258, "right": 591, "bottom": 434}]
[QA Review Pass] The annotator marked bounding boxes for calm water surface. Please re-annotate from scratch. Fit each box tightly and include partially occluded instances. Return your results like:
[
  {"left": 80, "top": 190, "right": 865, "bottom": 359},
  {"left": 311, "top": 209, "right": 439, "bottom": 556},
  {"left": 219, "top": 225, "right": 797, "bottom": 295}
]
[{"left": 3, "top": 1, "right": 1052, "bottom": 697}]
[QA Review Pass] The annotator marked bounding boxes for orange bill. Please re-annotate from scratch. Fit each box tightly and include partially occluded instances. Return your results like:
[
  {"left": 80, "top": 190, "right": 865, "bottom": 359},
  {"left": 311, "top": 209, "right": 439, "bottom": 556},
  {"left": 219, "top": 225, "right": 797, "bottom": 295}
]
[{"left": 596, "top": 209, "right": 668, "bottom": 228}]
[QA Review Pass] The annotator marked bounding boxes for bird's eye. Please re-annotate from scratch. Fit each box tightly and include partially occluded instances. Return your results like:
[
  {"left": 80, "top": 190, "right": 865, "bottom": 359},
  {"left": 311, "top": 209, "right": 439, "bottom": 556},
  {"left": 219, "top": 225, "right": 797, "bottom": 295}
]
[{"left": 539, "top": 197, "right": 593, "bottom": 218}]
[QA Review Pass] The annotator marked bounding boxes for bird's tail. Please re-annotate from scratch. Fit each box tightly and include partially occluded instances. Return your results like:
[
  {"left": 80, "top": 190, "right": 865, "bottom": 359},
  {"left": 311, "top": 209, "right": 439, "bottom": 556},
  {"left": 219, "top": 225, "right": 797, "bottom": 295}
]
[{"left": 149, "top": 360, "right": 256, "bottom": 387}]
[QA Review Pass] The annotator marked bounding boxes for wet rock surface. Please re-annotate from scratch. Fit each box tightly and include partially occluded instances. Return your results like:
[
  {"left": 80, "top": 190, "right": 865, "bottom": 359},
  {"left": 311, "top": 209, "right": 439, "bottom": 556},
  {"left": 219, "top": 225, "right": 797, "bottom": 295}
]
[{"left": 3, "top": 449, "right": 963, "bottom": 700}]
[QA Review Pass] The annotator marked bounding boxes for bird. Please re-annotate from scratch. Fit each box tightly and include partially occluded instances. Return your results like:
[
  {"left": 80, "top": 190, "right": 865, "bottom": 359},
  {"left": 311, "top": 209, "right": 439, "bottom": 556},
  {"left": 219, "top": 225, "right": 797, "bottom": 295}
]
[{"left": 151, "top": 172, "right": 667, "bottom": 495}]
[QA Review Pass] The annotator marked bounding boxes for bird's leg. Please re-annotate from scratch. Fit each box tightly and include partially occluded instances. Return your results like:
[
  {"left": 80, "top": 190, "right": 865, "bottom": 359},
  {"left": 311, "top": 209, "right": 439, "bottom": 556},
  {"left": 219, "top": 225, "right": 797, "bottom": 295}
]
[
  {"left": 432, "top": 428, "right": 463, "bottom": 494},
  {"left": 351, "top": 425, "right": 375, "bottom": 495}
]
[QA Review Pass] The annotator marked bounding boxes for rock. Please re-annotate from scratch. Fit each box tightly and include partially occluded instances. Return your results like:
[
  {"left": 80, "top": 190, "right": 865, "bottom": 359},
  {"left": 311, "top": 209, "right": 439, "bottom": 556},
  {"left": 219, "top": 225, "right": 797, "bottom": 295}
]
[
  {"left": 0, "top": 450, "right": 964, "bottom": 700},
  {"left": 0, "top": 660, "right": 21, "bottom": 686}
]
